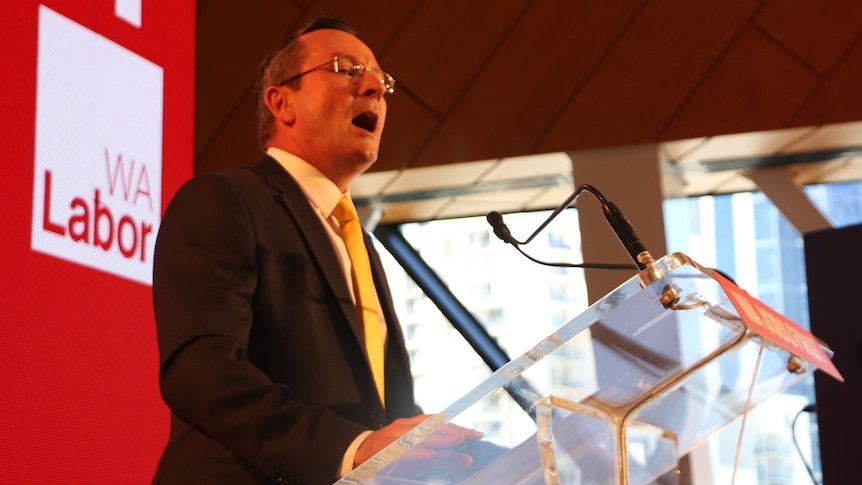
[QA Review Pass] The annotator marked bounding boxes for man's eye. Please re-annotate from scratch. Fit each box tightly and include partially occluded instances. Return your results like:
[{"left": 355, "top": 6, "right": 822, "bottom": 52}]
[{"left": 343, "top": 66, "right": 363, "bottom": 78}]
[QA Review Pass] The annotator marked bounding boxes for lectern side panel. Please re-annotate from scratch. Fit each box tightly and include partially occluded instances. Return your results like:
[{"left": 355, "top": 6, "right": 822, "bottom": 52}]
[
  {"left": 631, "top": 335, "right": 813, "bottom": 455},
  {"left": 586, "top": 264, "right": 747, "bottom": 409}
]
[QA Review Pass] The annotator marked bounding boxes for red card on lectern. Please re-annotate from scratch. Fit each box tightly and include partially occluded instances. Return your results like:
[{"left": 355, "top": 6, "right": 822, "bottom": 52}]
[{"left": 714, "top": 272, "right": 844, "bottom": 382}]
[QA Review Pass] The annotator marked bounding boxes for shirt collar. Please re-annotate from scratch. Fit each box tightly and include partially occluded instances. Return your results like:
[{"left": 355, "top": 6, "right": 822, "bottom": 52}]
[{"left": 266, "top": 147, "right": 349, "bottom": 217}]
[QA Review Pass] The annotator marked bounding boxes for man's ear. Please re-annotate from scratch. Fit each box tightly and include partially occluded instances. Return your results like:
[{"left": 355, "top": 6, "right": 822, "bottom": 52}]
[{"left": 263, "top": 85, "right": 296, "bottom": 125}]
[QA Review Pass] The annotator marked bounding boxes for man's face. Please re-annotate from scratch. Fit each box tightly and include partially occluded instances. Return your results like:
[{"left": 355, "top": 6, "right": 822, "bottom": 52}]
[{"left": 285, "top": 29, "right": 389, "bottom": 184}]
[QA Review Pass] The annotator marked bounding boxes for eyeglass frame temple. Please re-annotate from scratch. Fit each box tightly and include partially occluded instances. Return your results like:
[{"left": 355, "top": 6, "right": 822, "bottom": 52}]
[{"left": 279, "top": 57, "right": 395, "bottom": 93}]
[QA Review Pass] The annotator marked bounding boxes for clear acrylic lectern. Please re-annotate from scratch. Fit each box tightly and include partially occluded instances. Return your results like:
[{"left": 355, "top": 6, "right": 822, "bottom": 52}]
[{"left": 336, "top": 253, "right": 839, "bottom": 485}]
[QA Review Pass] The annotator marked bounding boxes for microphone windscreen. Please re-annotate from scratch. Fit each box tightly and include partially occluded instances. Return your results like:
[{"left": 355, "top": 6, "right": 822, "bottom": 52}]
[{"left": 486, "top": 211, "right": 511, "bottom": 244}]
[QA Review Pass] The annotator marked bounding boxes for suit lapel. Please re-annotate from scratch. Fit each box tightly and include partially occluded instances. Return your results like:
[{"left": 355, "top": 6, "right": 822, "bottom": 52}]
[{"left": 252, "top": 156, "right": 367, "bottom": 347}]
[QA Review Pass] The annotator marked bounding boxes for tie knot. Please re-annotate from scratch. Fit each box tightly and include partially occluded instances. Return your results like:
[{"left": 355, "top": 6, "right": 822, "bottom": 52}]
[{"left": 333, "top": 196, "right": 359, "bottom": 225}]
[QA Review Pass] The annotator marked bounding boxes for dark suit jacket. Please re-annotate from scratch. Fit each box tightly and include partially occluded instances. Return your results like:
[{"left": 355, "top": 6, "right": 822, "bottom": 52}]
[{"left": 152, "top": 155, "right": 418, "bottom": 484}]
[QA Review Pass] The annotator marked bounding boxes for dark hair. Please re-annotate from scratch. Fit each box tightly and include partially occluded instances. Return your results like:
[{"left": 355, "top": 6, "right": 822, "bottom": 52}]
[{"left": 254, "top": 17, "right": 357, "bottom": 149}]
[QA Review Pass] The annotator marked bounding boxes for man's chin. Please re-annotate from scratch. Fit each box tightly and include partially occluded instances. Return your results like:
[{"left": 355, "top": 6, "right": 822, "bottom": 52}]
[{"left": 351, "top": 147, "right": 379, "bottom": 167}]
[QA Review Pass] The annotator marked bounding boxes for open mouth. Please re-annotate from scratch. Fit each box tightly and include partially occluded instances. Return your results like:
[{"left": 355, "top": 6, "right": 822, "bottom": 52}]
[{"left": 352, "top": 112, "right": 378, "bottom": 133}]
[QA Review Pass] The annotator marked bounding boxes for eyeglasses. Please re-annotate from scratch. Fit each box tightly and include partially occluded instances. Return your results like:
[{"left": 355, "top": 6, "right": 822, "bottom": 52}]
[{"left": 279, "top": 56, "right": 395, "bottom": 94}]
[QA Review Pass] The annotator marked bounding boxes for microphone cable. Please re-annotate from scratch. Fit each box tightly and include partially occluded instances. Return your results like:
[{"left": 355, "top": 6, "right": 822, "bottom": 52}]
[
  {"left": 486, "top": 184, "right": 644, "bottom": 271},
  {"left": 791, "top": 403, "right": 821, "bottom": 485}
]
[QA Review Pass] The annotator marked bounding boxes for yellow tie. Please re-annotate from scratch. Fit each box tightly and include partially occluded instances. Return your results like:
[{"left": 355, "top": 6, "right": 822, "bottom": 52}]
[{"left": 332, "top": 196, "right": 385, "bottom": 405}]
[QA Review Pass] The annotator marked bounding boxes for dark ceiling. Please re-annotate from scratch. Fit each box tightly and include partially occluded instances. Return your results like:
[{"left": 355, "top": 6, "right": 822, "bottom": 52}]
[{"left": 194, "top": 0, "right": 862, "bottom": 179}]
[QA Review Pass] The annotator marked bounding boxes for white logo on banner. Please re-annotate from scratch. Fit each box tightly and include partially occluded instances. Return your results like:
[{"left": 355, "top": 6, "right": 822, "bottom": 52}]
[
  {"left": 115, "top": 0, "right": 143, "bottom": 28},
  {"left": 32, "top": 5, "right": 163, "bottom": 285}
]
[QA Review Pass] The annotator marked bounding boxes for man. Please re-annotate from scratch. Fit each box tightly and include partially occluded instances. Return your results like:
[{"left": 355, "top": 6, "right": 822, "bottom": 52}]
[{"left": 152, "top": 17, "right": 476, "bottom": 484}]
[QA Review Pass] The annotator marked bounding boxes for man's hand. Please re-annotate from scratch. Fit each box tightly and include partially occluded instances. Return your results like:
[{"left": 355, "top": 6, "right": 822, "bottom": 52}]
[{"left": 354, "top": 414, "right": 483, "bottom": 467}]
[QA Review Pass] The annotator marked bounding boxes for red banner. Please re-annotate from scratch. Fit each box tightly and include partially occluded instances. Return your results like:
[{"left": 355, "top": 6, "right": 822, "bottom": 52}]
[{"left": 0, "top": 1, "right": 194, "bottom": 482}]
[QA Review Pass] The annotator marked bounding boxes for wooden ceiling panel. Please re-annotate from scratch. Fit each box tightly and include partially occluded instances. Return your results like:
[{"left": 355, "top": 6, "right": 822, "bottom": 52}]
[
  {"left": 372, "top": 94, "right": 440, "bottom": 172},
  {"left": 785, "top": 121, "right": 862, "bottom": 152},
  {"left": 377, "top": 198, "right": 451, "bottom": 223},
  {"left": 290, "top": 0, "right": 419, "bottom": 55},
  {"left": 673, "top": 127, "right": 813, "bottom": 166},
  {"left": 409, "top": 0, "right": 644, "bottom": 168},
  {"left": 662, "top": 28, "right": 821, "bottom": 141},
  {"left": 755, "top": 0, "right": 862, "bottom": 74},
  {"left": 793, "top": 39, "right": 862, "bottom": 126},
  {"left": 193, "top": 1, "right": 862, "bottom": 215},
  {"left": 381, "top": 0, "right": 531, "bottom": 115},
  {"left": 481, "top": 152, "right": 572, "bottom": 183},
  {"left": 195, "top": 0, "right": 300, "bottom": 161},
  {"left": 196, "top": 91, "right": 260, "bottom": 174},
  {"left": 384, "top": 159, "right": 496, "bottom": 197},
  {"left": 537, "top": 0, "right": 763, "bottom": 154},
  {"left": 797, "top": 158, "right": 862, "bottom": 185},
  {"left": 434, "top": 187, "right": 549, "bottom": 220}
]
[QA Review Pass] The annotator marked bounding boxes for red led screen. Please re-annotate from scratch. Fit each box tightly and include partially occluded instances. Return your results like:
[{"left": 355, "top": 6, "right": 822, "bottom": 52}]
[{"left": 1, "top": 1, "right": 194, "bottom": 482}]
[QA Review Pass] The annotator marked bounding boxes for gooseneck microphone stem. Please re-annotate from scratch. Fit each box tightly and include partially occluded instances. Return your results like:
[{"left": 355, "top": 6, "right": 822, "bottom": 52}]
[
  {"left": 486, "top": 184, "right": 655, "bottom": 272},
  {"left": 601, "top": 200, "right": 652, "bottom": 271}
]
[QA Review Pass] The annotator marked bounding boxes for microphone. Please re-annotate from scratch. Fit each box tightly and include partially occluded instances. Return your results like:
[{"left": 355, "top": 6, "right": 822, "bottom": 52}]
[{"left": 486, "top": 211, "right": 516, "bottom": 245}]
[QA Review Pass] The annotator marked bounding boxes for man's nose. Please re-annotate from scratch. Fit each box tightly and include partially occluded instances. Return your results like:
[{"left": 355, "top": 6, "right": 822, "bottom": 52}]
[{"left": 357, "top": 68, "right": 389, "bottom": 97}]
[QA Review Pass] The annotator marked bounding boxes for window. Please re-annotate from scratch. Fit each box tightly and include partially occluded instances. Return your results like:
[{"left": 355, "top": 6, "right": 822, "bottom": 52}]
[{"left": 468, "top": 229, "right": 490, "bottom": 248}]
